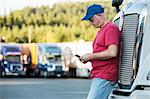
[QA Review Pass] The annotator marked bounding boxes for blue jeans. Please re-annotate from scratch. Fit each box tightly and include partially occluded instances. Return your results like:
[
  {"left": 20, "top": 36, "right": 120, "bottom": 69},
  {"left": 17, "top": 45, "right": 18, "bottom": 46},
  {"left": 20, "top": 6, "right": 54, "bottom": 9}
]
[{"left": 87, "top": 78, "right": 116, "bottom": 99}]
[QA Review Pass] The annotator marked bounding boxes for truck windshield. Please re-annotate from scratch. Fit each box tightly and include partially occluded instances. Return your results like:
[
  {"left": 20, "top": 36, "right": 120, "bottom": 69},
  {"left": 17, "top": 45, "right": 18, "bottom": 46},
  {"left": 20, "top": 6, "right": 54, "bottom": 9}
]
[
  {"left": 46, "top": 46, "right": 61, "bottom": 53},
  {"left": 5, "top": 55, "right": 20, "bottom": 62}
]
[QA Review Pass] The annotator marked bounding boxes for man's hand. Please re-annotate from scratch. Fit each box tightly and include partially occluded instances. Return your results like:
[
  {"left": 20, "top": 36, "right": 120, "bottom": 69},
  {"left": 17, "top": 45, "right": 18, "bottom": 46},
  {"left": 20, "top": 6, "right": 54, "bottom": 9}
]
[{"left": 80, "top": 53, "right": 92, "bottom": 64}]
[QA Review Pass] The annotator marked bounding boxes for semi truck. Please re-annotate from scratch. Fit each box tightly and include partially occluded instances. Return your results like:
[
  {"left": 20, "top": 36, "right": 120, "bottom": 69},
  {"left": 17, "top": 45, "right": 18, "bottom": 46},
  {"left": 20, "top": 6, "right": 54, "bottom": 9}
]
[
  {"left": 109, "top": 0, "right": 150, "bottom": 98},
  {"left": 0, "top": 44, "right": 26, "bottom": 77},
  {"left": 37, "top": 43, "right": 68, "bottom": 77}
]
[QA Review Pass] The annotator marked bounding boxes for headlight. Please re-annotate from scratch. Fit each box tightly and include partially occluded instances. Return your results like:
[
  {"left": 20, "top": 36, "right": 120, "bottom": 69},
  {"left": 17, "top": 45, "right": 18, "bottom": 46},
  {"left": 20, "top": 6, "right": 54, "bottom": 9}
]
[
  {"left": 5, "top": 68, "right": 9, "bottom": 72},
  {"left": 47, "top": 64, "right": 54, "bottom": 71},
  {"left": 4, "top": 61, "right": 8, "bottom": 64}
]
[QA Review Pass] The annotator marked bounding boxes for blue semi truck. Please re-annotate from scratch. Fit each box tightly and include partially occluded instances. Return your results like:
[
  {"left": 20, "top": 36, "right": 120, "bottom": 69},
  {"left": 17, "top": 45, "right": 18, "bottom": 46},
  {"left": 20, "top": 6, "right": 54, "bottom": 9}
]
[{"left": 0, "top": 44, "right": 26, "bottom": 77}]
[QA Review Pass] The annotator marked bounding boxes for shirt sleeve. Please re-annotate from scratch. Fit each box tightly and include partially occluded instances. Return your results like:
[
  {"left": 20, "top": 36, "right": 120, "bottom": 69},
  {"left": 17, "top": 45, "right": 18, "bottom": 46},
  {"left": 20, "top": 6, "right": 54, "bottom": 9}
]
[{"left": 105, "top": 25, "right": 121, "bottom": 46}]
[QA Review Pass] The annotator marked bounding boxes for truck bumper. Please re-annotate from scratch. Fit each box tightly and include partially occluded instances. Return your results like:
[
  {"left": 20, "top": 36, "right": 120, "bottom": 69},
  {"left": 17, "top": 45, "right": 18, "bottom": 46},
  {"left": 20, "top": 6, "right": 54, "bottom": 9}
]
[
  {"left": 47, "top": 71, "right": 68, "bottom": 77},
  {"left": 109, "top": 89, "right": 150, "bottom": 99}
]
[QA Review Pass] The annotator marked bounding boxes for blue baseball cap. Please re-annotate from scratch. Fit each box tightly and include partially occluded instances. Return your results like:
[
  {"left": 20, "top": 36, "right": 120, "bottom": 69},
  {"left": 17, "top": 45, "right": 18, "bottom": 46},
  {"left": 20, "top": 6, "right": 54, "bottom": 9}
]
[{"left": 82, "top": 4, "right": 104, "bottom": 21}]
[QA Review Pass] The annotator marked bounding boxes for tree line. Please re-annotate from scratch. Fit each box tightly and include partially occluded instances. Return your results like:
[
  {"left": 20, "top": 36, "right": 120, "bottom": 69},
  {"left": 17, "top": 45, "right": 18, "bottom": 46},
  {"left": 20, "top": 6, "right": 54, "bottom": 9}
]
[{"left": 0, "top": 1, "right": 116, "bottom": 43}]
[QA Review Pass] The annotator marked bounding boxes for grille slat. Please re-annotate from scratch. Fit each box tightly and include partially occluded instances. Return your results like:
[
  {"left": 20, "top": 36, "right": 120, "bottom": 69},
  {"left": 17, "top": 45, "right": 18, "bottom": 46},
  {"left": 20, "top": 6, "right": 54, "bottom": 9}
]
[
  {"left": 55, "top": 66, "right": 62, "bottom": 72},
  {"left": 114, "top": 14, "right": 139, "bottom": 86}
]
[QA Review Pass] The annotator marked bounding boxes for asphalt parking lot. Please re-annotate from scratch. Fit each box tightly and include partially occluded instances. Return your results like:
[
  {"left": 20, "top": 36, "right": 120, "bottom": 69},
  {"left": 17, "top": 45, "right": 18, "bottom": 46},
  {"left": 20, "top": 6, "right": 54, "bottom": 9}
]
[{"left": 0, "top": 78, "right": 91, "bottom": 99}]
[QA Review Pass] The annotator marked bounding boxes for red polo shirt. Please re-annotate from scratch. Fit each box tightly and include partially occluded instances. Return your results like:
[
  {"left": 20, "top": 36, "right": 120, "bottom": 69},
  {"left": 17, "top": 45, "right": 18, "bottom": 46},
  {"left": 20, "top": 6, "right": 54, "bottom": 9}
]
[{"left": 91, "top": 22, "right": 121, "bottom": 82}]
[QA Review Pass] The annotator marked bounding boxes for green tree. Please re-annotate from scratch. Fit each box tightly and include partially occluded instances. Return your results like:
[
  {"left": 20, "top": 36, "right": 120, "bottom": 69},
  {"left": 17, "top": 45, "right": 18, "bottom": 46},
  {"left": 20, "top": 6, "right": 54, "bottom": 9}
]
[{"left": 0, "top": 1, "right": 116, "bottom": 43}]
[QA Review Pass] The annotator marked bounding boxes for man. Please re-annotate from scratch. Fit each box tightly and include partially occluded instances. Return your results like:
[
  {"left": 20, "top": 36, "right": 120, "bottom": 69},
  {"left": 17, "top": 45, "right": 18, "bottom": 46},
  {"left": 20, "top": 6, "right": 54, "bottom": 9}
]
[{"left": 81, "top": 4, "right": 121, "bottom": 99}]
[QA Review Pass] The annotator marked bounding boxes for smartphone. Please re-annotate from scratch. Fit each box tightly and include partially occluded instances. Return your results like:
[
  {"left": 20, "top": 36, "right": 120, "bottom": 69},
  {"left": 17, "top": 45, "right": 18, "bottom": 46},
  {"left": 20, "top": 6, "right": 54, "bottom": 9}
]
[{"left": 75, "top": 54, "right": 81, "bottom": 58}]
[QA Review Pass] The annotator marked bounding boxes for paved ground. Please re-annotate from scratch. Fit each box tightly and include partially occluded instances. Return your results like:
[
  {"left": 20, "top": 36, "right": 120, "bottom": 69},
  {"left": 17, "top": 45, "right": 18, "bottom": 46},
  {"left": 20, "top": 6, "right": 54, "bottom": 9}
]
[{"left": 0, "top": 78, "right": 91, "bottom": 99}]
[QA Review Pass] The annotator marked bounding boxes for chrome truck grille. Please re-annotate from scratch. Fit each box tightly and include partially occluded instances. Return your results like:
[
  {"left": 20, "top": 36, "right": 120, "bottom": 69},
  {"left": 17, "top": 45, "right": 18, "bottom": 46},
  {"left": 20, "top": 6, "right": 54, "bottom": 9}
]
[
  {"left": 114, "top": 14, "right": 139, "bottom": 87},
  {"left": 55, "top": 65, "right": 62, "bottom": 72},
  {"left": 10, "top": 64, "right": 23, "bottom": 72}
]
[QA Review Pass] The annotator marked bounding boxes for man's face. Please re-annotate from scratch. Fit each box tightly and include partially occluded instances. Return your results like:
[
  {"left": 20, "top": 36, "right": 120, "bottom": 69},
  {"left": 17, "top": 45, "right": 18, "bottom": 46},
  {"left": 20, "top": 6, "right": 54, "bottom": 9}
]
[{"left": 89, "top": 14, "right": 103, "bottom": 28}]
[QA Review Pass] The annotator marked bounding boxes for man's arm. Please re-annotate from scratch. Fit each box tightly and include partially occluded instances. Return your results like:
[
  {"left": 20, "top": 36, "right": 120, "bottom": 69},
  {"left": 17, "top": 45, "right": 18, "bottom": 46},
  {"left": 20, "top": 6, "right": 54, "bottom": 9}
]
[
  {"left": 80, "top": 44, "right": 118, "bottom": 63},
  {"left": 91, "top": 44, "right": 118, "bottom": 60}
]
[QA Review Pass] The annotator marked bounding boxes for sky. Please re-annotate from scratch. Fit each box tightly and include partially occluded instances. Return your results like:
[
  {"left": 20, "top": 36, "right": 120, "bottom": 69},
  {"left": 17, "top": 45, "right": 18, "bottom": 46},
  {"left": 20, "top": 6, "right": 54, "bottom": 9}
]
[
  {"left": 0, "top": 0, "right": 96, "bottom": 16},
  {"left": 0, "top": 0, "right": 130, "bottom": 16}
]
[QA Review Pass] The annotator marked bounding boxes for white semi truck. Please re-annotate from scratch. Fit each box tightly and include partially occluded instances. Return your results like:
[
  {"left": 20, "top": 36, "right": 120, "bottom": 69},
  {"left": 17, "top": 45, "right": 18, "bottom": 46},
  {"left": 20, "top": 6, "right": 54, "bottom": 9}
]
[{"left": 109, "top": 0, "right": 150, "bottom": 98}]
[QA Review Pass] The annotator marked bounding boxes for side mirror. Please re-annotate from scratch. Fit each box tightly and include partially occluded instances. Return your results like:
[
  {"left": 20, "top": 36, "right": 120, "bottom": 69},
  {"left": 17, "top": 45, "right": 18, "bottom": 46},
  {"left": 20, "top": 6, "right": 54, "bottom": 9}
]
[
  {"left": 112, "top": 0, "right": 123, "bottom": 7},
  {"left": 112, "top": 0, "right": 123, "bottom": 13}
]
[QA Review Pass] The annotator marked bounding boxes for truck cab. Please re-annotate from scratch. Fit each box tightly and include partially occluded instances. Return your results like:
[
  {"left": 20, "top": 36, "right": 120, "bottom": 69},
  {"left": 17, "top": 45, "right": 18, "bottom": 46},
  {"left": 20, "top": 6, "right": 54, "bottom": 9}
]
[
  {"left": 1, "top": 44, "right": 26, "bottom": 77},
  {"left": 37, "top": 43, "right": 68, "bottom": 77},
  {"left": 109, "top": 0, "right": 150, "bottom": 98}
]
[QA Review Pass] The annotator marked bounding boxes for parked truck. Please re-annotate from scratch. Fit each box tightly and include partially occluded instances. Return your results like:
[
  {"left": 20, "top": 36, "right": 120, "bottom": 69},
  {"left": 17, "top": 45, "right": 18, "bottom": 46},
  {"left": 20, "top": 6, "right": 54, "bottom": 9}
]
[
  {"left": 109, "top": 0, "right": 150, "bottom": 98},
  {"left": 37, "top": 43, "right": 68, "bottom": 77},
  {"left": 0, "top": 44, "right": 26, "bottom": 77},
  {"left": 21, "top": 43, "right": 38, "bottom": 77}
]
